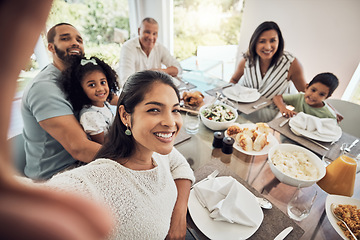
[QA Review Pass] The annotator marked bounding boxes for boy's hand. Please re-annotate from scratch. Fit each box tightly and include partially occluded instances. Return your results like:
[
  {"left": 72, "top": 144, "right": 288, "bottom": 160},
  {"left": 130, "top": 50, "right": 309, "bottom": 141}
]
[
  {"left": 280, "top": 108, "right": 297, "bottom": 118},
  {"left": 336, "top": 113, "right": 344, "bottom": 123}
]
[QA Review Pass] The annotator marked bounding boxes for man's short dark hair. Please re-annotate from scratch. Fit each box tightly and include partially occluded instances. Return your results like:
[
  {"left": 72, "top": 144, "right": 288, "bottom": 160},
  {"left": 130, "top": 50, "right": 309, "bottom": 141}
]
[{"left": 47, "top": 23, "right": 74, "bottom": 43}]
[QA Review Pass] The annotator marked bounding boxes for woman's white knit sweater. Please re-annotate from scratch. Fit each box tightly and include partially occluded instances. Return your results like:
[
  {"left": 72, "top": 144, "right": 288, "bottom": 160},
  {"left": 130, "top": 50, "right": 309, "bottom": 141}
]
[{"left": 45, "top": 147, "right": 195, "bottom": 240}]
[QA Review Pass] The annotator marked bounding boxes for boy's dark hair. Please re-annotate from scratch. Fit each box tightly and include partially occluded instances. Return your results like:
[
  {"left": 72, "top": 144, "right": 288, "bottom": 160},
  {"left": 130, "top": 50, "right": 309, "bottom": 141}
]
[
  {"left": 309, "top": 72, "right": 339, "bottom": 97},
  {"left": 60, "top": 56, "right": 119, "bottom": 112}
]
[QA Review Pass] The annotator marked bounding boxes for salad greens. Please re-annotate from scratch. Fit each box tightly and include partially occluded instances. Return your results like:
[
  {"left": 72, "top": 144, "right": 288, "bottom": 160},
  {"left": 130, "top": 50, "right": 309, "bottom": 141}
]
[{"left": 202, "top": 104, "right": 236, "bottom": 122}]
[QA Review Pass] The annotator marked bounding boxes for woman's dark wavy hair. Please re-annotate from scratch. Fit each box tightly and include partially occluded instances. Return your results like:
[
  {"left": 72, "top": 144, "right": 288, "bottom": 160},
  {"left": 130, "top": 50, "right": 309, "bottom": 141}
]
[
  {"left": 94, "top": 70, "right": 180, "bottom": 161},
  {"left": 244, "top": 21, "right": 284, "bottom": 68},
  {"left": 60, "top": 56, "right": 119, "bottom": 112}
]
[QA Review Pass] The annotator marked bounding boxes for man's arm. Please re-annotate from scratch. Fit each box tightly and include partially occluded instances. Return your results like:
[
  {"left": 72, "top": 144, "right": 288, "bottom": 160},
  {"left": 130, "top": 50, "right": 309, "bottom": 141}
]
[
  {"left": 153, "top": 66, "right": 178, "bottom": 77},
  {"left": 158, "top": 45, "right": 182, "bottom": 77},
  {"left": 39, "top": 115, "right": 101, "bottom": 163}
]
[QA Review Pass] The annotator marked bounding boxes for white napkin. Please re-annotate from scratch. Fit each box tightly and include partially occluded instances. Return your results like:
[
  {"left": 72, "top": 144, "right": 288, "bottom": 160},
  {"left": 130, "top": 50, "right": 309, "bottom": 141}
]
[
  {"left": 193, "top": 176, "right": 257, "bottom": 227},
  {"left": 289, "top": 112, "right": 339, "bottom": 138},
  {"left": 227, "top": 84, "right": 258, "bottom": 98}
]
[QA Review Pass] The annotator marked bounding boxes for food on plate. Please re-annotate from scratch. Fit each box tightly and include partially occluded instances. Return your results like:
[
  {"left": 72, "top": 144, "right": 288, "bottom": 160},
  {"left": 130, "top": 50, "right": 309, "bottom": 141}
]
[
  {"left": 226, "top": 125, "right": 241, "bottom": 136},
  {"left": 256, "top": 122, "right": 270, "bottom": 135},
  {"left": 253, "top": 133, "right": 267, "bottom": 151},
  {"left": 201, "top": 104, "right": 236, "bottom": 122},
  {"left": 182, "top": 91, "right": 204, "bottom": 107},
  {"left": 333, "top": 204, "right": 360, "bottom": 239},
  {"left": 271, "top": 149, "right": 319, "bottom": 180},
  {"left": 236, "top": 134, "right": 253, "bottom": 152},
  {"left": 227, "top": 123, "right": 270, "bottom": 152}
]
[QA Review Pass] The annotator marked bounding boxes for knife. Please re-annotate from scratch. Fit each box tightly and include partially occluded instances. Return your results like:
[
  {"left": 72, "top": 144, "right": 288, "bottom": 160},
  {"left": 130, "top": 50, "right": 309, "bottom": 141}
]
[
  {"left": 274, "top": 226, "right": 293, "bottom": 240},
  {"left": 252, "top": 101, "right": 268, "bottom": 109},
  {"left": 279, "top": 118, "right": 290, "bottom": 127}
]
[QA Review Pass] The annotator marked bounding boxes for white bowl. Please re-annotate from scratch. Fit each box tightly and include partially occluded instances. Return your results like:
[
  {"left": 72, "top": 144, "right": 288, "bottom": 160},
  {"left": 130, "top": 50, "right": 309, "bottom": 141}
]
[
  {"left": 199, "top": 103, "right": 238, "bottom": 131},
  {"left": 267, "top": 144, "right": 326, "bottom": 187}
]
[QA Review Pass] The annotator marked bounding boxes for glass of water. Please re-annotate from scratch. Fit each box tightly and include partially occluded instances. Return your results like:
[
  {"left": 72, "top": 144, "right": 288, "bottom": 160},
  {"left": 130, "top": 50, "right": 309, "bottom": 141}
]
[
  {"left": 287, "top": 185, "right": 317, "bottom": 221},
  {"left": 185, "top": 112, "right": 200, "bottom": 134}
]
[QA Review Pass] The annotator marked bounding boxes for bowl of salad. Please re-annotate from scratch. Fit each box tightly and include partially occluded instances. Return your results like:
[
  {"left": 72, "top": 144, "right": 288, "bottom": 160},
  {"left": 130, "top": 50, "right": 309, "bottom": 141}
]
[{"left": 199, "top": 103, "right": 238, "bottom": 131}]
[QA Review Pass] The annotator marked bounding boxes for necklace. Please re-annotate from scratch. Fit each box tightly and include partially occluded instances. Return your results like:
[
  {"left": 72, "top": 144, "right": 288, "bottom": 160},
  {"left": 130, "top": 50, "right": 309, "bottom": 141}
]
[{"left": 121, "top": 157, "right": 156, "bottom": 168}]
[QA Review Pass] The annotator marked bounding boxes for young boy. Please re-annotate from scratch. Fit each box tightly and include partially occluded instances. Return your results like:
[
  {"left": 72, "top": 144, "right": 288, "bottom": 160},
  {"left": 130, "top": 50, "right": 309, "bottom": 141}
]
[{"left": 273, "top": 72, "right": 340, "bottom": 120}]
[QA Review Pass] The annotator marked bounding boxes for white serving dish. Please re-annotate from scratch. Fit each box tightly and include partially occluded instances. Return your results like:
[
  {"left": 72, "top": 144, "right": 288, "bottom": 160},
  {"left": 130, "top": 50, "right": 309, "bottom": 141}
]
[
  {"left": 199, "top": 103, "right": 238, "bottom": 131},
  {"left": 267, "top": 144, "right": 326, "bottom": 187}
]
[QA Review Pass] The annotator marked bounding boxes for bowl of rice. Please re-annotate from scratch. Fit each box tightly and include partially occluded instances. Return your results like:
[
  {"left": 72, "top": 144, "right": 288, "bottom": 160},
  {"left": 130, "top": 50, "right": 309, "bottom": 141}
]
[
  {"left": 267, "top": 144, "right": 326, "bottom": 187},
  {"left": 199, "top": 103, "right": 238, "bottom": 131}
]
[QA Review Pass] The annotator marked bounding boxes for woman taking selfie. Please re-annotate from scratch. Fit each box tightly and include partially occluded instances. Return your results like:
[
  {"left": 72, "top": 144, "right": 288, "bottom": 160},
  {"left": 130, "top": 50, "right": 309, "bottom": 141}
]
[{"left": 46, "top": 70, "right": 195, "bottom": 240}]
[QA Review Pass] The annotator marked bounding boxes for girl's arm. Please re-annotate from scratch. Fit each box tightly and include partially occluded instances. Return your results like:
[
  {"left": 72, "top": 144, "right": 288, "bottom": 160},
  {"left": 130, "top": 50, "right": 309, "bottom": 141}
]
[
  {"left": 89, "top": 132, "right": 105, "bottom": 144},
  {"left": 273, "top": 95, "right": 296, "bottom": 118}
]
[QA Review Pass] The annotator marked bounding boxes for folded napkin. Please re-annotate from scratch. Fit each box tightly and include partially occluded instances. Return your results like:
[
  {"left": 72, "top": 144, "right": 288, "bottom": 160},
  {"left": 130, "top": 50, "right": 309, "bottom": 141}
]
[
  {"left": 289, "top": 112, "right": 339, "bottom": 138},
  {"left": 227, "top": 84, "right": 258, "bottom": 98},
  {"left": 193, "top": 176, "right": 257, "bottom": 227}
]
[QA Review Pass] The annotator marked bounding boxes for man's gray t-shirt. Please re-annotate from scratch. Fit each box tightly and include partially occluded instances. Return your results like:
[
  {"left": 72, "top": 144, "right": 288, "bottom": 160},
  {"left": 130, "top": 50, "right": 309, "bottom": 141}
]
[{"left": 21, "top": 64, "right": 77, "bottom": 180}]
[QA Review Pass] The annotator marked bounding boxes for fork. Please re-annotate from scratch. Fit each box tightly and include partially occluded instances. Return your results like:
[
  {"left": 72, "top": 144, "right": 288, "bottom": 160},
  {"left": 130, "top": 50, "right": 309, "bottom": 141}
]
[
  {"left": 331, "top": 203, "right": 357, "bottom": 240},
  {"left": 344, "top": 139, "right": 359, "bottom": 152},
  {"left": 191, "top": 169, "right": 219, "bottom": 189}
]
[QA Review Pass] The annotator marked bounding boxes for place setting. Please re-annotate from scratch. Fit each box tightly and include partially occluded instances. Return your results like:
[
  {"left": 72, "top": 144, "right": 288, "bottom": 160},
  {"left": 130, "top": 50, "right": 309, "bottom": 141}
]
[
  {"left": 205, "top": 83, "right": 272, "bottom": 115},
  {"left": 188, "top": 165, "right": 306, "bottom": 240},
  {"left": 268, "top": 112, "right": 360, "bottom": 160}
]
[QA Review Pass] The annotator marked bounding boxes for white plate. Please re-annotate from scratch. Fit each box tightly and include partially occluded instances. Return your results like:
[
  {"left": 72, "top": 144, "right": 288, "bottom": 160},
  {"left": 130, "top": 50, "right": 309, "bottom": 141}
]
[
  {"left": 223, "top": 86, "right": 261, "bottom": 103},
  {"left": 171, "top": 77, "right": 181, "bottom": 87},
  {"left": 289, "top": 124, "right": 342, "bottom": 142},
  {"left": 225, "top": 123, "right": 279, "bottom": 156},
  {"left": 188, "top": 176, "right": 263, "bottom": 240},
  {"left": 325, "top": 195, "right": 360, "bottom": 239}
]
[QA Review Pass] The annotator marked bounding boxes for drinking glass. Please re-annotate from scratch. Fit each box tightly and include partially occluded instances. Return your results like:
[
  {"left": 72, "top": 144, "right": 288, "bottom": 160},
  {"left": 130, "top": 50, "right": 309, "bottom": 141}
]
[
  {"left": 185, "top": 112, "right": 200, "bottom": 134},
  {"left": 287, "top": 186, "right": 317, "bottom": 221}
]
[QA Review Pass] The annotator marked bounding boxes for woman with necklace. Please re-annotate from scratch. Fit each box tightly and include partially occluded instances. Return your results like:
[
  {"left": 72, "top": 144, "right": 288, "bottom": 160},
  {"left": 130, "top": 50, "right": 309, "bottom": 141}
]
[
  {"left": 45, "top": 70, "right": 195, "bottom": 240},
  {"left": 230, "top": 21, "right": 306, "bottom": 99}
]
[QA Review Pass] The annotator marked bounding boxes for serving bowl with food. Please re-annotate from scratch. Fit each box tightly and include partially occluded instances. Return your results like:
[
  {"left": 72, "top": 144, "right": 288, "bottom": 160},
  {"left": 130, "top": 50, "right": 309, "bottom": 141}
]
[
  {"left": 199, "top": 103, "right": 238, "bottom": 131},
  {"left": 267, "top": 144, "right": 326, "bottom": 187}
]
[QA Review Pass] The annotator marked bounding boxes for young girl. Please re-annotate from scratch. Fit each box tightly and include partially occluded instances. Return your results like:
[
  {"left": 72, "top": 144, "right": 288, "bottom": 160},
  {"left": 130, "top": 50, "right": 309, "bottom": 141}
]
[
  {"left": 61, "top": 56, "right": 119, "bottom": 144},
  {"left": 46, "top": 70, "right": 194, "bottom": 239}
]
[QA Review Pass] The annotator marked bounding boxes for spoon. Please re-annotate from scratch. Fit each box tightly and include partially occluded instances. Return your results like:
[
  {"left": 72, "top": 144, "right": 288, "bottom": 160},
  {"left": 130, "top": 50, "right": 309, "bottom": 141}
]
[
  {"left": 256, "top": 197, "right": 272, "bottom": 209},
  {"left": 330, "top": 203, "right": 357, "bottom": 239}
]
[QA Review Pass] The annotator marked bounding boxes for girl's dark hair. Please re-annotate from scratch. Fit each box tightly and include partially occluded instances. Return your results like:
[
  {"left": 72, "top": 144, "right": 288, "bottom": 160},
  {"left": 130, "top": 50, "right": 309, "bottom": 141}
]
[
  {"left": 95, "top": 70, "right": 180, "bottom": 161},
  {"left": 60, "top": 56, "right": 119, "bottom": 112},
  {"left": 244, "top": 21, "right": 284, "bottom": 67},
  {"left": 308, "top": 72, "right": 339, "bottom": 97}
]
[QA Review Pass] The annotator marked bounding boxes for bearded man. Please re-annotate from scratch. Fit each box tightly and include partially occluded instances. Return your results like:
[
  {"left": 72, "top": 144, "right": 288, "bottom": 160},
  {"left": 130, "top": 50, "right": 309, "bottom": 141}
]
[{"left": 21, "top": 23, "right": 102, "bottom": 180}]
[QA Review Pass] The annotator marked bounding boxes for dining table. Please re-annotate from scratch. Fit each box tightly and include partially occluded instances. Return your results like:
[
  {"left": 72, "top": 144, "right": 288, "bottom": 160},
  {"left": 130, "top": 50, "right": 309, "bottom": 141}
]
[{"left": 174, "top": 77, "right": 360, "bottom": 240}]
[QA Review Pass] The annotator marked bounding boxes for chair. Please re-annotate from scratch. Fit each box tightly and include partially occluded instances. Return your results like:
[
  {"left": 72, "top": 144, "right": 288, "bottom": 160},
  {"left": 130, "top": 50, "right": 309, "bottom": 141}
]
[
  {"left": 8, "top": 133, "right": 26, "bottom": 176},
  {"left": 326, "top": 99, "right": 360, "bottom": 138}
]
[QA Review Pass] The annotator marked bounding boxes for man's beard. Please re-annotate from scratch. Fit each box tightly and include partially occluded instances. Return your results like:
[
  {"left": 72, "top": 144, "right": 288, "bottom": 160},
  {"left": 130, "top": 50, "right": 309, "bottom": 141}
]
[{"left": 54, "top": 45, "right": 84, "bottom": 65}]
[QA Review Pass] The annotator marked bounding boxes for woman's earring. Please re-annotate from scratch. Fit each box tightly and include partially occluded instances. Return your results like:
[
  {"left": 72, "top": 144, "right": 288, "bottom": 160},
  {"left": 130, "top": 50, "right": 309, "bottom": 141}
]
[{"left": 125, "top": 124, "right": 132, "bottom": 136}]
